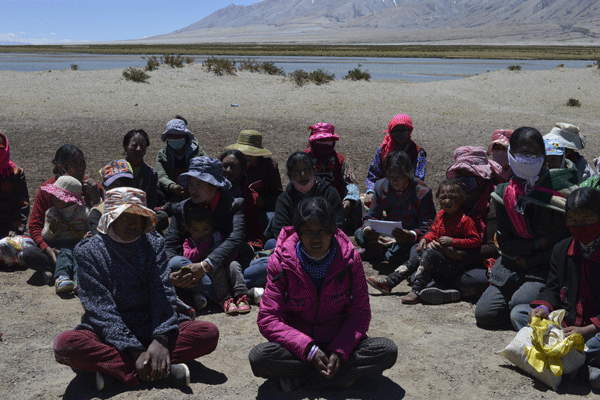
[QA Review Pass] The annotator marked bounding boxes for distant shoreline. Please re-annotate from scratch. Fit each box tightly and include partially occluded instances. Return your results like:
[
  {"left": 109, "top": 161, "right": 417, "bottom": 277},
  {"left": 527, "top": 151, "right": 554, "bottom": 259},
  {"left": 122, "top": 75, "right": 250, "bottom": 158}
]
[{"left": 1, "top": 44, "right": 600, "bottom": 60}]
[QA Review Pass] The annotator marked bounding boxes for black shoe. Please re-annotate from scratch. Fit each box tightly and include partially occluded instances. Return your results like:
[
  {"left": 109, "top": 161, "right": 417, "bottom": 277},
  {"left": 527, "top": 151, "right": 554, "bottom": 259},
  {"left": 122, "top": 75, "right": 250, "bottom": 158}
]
[
  {"left": 164, "top": 363, "right": 190, "bottom": 387},
  {"left": 419, "top": 287, "right": 460, "bottom": 304}
]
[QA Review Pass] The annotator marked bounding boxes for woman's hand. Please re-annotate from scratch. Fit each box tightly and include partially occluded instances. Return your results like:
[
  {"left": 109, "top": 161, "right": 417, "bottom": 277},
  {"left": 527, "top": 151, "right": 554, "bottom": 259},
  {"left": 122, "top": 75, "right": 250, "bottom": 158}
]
[
  {"left": 438, "top": 236, "right": 453, "bottom": 247},
  {"left": 43, "top": 246, "right": 58, "bottom": 265},
  {"left": 528, "top": 307, "right": 548, "bottom": 324},
  {"left": 169, "top": 261, "right": 210, "bottom": 288},
  {"left": 392, "top": 228, "right": 415, "bottom": 243},
  {"left": 343, "top": 200, "right": 352, "bottom": 216},
  {"left": 416, "top": 238, "right": 428, "bottom": 253},
  {"left": 310, "top": 349, "right": 341, "bottom": 379},
  {"left": 170, "top": 184, "right": 187, "bottom": 197},
  {"left": 563, "top": 324, "right": 599, "bottom": 341},
  {"left": 362, "top": 193, "right": 373, "bottom": 207},
  {"left": 363, "top": 226, "right": 379, "bottom": 241},
  {"left": 134, "top": 338, "right": 171, "bottom": 381},
  {"left": 83, "top": 178, "right": 102, "bottom": 205}
]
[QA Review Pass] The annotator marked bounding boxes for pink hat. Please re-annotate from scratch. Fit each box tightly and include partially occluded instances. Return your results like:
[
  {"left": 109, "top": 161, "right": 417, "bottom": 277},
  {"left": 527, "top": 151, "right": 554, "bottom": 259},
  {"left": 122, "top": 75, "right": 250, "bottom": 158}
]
[
  {"left": 386, "top": 114, "right": 413, "bottom": 134},
  {"left": 41, "top": 176, "right": 84, "bottom": 206},
  {"left": 446, "top": 146, "right": 503, "bottom": 180},
  {"left": 308, "top": 123, "right": 339, "bottom": 143},
  {"left": 486, "top": 129, "right": 513, "bottom": 155}
]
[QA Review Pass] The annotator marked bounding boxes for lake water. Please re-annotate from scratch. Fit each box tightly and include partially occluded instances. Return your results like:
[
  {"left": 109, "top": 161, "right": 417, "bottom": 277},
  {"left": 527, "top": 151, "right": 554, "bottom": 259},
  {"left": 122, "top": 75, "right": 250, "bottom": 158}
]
[{"left": 0, "top": 53, "right": 594, "bottom": 82}]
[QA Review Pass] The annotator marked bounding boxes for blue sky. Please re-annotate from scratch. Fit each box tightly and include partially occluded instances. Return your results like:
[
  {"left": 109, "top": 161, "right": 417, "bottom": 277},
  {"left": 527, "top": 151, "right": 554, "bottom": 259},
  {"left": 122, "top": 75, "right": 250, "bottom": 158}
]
[{"left": 1, "top": 1, "right": 260, "bottom": 44}]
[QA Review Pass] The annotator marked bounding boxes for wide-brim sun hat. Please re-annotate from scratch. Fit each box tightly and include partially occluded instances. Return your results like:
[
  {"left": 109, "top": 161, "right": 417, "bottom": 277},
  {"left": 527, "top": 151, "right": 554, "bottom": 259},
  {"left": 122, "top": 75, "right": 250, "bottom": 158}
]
[
  {"left": 99, "top": 159, "right": 134, "bottom": 187},
  {"left": 545, "top": 138, "right": 565, "bottom": 156},
  {"left": 486, "top": 129, "right": 513, "bottom": 155},
  {"left": 97, "top": 187, "right": 157, "bottom": 235},
  {"left": 178, "top": 156, "right": 232, "bottom": 190},
  {"left": 160, "top": 118, "right": 195, "bottom": 142},
  {"left": 41, "top": 175, "right": 84, "bottom": 206},
  {"left": 543, "top": 122, "right": 584, "bottom": 151},
  {"left": 226, "top": 130, "right": 272, "bottom": 157},
  {"left": 446, "top": 146, "right": 503, "bottom": 180},
  {"left": 308, "top": 122, "right": 339, "bottom": 143}
]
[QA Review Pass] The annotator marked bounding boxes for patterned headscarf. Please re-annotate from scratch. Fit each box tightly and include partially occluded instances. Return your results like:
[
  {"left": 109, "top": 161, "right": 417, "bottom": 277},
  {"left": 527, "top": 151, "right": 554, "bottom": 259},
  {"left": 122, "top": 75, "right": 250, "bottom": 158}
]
[
  {"left": 97, "top": 188, "right": 157, "bottom": 235},
  {"left": 380, "top": 114, "right": 415, "bottom": 162},
  {"left": 0, "top": 133, "right": 17, "bottom": 179}
]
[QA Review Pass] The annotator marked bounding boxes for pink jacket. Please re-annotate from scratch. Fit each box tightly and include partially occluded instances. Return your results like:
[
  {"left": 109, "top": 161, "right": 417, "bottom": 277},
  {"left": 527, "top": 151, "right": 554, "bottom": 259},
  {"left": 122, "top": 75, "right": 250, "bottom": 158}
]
[{"left": 257, "top": 226, "right": 371, "bottom": 362}]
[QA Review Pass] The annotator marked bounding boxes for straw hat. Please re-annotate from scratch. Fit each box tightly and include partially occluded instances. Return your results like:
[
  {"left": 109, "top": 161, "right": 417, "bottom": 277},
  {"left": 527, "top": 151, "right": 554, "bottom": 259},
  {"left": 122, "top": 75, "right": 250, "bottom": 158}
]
[
  {"left": 97, "top": 188, "right": 157, "bottom": 235},
  {"left": 226, "top": 130, "right": 272, "bottom": 157}
]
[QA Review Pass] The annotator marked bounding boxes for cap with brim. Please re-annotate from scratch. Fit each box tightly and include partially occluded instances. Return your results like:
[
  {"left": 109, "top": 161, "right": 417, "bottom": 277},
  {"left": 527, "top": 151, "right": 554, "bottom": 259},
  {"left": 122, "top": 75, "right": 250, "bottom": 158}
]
[
  {"left": 178, "top": 156, "right": 232, "bottom": 190},
  {"left": 545, "top": 138, "right": 565, "bottom": 156},
  {"left": 99, "top": 159, "right": 134, "bottom": 187},
  {"left": 97, "top": 188, "right": 157, "bottom": 235},
  {"left": 226, "top": 130, "right": 272, "bottom": 157},
  {"left": 160, "top": 119, "right": 195, "bottom": 142},
  {"left": 446, "top": 146, "right": 502, "bottom": 180},
  {"left": 544, "top": 122, "right": 584, "bottom": 151},
  {"left": 41, "top": 176, "right": 84, "bottom": 206}
]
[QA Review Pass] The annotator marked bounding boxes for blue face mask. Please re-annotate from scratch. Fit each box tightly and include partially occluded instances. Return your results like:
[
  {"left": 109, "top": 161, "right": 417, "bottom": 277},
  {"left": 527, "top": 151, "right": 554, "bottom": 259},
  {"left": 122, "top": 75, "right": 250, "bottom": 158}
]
[{"left": 167, "top": 138, "right": 186, "bottom": 150}]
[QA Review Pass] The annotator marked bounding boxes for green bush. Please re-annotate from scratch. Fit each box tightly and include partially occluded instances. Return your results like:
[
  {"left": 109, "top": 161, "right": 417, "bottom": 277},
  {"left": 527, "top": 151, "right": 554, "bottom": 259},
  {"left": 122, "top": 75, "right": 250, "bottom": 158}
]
[
  {"left": 184, "top": 56, "right": 194, "bottom": 64},
  {"left": 123, "top": 67, "right": 150, "bottom": 83},
  {"left": 289, "top": 69, "right": 310, "bottom": 86},
  {"left": 344, "top": 64, "right": 371, "bottom": 81},
  {"left": 161, "top": 54, "right": 184, "bottom": 68},
  {"left": 309, "top": 69, "right": 335, "bottom": 85},
  {"left": 202, "top": 57, "right": 237, "bottom": 76},
  {"left": 238, "top": 58, "right": 261, "bottom": 72},
  {"left": 567, "top": 98, "right": 581, "bottom": 107},
  {"left": 70, "top": 64, "right": 78, "bottom": 71},
  {"left": 143, "top": 56, "right": 160, "bottom": 71},
  {"left": 507, "top": 65, "right": 522, "bottom": 71},
  {"left": 261, "top": 61, "right": 285, "bottom": 76},
  {"left": 556, "top": 63, "right": 565, "bottom": 68}
]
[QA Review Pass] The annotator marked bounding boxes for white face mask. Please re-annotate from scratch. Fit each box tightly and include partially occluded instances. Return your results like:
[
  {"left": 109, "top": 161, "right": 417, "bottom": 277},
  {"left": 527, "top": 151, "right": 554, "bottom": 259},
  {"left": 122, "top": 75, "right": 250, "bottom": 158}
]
[{"left": 508, "top": 150, "right": 544, "bottom": 181}]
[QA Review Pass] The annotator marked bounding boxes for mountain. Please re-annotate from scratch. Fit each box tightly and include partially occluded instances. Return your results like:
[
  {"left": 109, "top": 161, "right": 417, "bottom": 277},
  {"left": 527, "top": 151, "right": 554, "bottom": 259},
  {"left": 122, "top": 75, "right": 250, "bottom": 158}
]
[{"left": 146, "top": 0, "right": 600, "bottom": 44}]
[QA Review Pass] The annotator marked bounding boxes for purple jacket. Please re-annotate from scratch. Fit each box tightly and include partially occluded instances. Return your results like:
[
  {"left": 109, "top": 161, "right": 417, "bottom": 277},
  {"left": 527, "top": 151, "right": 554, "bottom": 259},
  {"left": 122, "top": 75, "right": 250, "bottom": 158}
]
[{"left": 257, "top": 226, "right": 371, "bottom": 362}]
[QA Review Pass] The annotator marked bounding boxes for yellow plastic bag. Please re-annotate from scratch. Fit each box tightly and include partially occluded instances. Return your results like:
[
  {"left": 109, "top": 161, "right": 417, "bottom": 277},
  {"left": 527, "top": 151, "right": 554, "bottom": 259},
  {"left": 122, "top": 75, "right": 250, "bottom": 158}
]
[{"left": 526, "top": 309, "right": 586, "bottom": 377}]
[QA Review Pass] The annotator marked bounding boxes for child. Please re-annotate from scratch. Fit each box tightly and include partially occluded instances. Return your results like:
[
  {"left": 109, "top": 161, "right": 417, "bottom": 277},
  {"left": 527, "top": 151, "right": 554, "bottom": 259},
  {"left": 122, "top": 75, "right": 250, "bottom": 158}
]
[
  {"left": 41, "top": 176, "right": 90, "bottom": 294},
  {"left": 367, "top": 179, "right": 481, "bottom": 304},
  {"left": 182, "top": 201, "right": 251, "bottom": 315}
]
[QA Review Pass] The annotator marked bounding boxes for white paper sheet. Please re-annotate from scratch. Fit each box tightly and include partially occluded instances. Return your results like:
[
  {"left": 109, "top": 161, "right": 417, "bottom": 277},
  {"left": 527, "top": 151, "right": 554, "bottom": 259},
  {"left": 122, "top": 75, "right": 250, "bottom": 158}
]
[{"left": 365, "top": 220, "right": 402, "bottom": 236}]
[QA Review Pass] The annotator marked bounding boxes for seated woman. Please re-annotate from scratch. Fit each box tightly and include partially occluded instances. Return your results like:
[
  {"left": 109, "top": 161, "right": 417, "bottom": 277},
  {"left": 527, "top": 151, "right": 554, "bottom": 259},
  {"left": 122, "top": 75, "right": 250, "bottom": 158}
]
[
  {"left": 364, "top": 113, "right": 426, "bottom": 206},
  {"left": 227, "top": 130, "right": 283, "bottom": 232},
  {"left": 123, "top": 129, "right": 160, "bottom": 209},
  {"left": 268, "top": 151, "right": 344, "bottom": 241},
  {"left": 248, "top": 197, "right": 397, "bottom": 392},
  {"left": 354, "top": 151, "right": 435, "bottom": 264},
  {"left": 510, "top": 187, "right": 600, "bottom": 389},
  {"left": 166, "top": 157, "right": 257, "bottom": 308},
  {"left": 475, "top": 127, "right": 579, "bottom": 328},
  {"left": 0, "top": 132, "right": 29, "bottom": 244},
  {"left": 53, "top": 188, "right": 219, "bottom": 391},
  {"left": 304, "top": 122, "right": 362, "bottom": 233},
  {"left": 544, "top": 122, "right": 595, "bottom": 183},
  {"left": 156, "top": 116, "right": 207, "bottom": 204},
  {"left": 25, "top": 144, "right": 103, "bottom": 283}
]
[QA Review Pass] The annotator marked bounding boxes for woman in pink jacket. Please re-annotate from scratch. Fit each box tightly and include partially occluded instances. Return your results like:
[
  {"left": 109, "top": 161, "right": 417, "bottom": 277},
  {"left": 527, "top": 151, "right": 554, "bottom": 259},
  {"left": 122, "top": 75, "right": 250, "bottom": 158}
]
[{"left": 248, "top": 197, "right": 397, "bottom": 393}]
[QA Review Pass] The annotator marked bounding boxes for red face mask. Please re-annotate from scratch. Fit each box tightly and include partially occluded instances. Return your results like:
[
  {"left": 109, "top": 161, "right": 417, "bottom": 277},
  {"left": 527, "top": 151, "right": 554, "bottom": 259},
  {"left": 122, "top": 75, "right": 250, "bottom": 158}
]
[{"left": 568, "top": 219, "right": 600, "bottom": 245}]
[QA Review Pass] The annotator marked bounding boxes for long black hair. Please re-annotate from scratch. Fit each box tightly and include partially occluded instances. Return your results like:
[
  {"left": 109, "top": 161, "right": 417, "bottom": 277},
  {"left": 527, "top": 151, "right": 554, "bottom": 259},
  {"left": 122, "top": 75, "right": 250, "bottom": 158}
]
[{"left": 51, "top": 144, "right": 84, "bottom": 176}]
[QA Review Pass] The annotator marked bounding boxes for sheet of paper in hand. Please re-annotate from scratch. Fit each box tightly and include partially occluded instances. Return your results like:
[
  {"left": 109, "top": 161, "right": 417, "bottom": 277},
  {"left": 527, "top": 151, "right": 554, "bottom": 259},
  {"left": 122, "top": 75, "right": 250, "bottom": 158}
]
[{"left": 365, "top": 220, "right": 402, "bottom": 236}]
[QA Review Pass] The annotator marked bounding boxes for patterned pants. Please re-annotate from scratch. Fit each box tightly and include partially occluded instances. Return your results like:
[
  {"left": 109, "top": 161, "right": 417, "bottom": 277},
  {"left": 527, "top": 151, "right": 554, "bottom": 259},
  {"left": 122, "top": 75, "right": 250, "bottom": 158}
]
[
  {"left": 248, "top": 337, "right": 397, "bottom": 389},
  {"left": 53, "top": 320, "right": 219, "bottom": 386}
]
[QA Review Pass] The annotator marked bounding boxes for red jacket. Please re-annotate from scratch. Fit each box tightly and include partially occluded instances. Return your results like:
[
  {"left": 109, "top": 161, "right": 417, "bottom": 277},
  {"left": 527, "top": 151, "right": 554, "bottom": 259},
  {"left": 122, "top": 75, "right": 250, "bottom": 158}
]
[
  {"left": 257, "top": 226, "right": 370, "bottom": 362},
  {"left": 423, "top": 209, "right": 481, "bottom": 249}
]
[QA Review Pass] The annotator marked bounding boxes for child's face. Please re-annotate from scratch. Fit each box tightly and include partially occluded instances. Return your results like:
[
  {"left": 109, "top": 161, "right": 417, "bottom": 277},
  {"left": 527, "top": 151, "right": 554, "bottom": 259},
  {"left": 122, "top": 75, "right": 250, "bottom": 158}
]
[
  {"left": 546, "top": 155, "right": 564, "bottom": 169},
  {"left": 387, "top": 168, "right": 409, "bottom": 192},
  {"left": 438, "top": 186, "right": 464, "bottom": 215},
  {"left": 52, "top": 196, "right": 72, "bottom": 210},
  {"left": 188, "top": 220, "right": 212, "bottom": 242}
]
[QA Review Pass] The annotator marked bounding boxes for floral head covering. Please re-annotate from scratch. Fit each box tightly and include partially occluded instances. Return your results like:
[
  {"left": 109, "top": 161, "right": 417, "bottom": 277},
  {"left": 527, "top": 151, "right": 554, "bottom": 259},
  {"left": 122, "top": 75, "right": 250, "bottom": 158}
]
[
  {"left": 486, "top": 129, "right": 513, "bottom": 155},
  {"left": 0, "top": 132, "right": 16, "bottom": 179},
  {"left": 40, "top": 176, "right": 84, "bottom": 206},
  {"left": 97, "top": 188, "right": 157, "bottom": 235},
  {"left": 544, "top": 123, "right": 585, "bottom": 150},
  {"left": 446, "top": 146, "right": 503, "bottom": 180},
  {"left": 308, "top": 123, "right": 339, "bottom": 143}
]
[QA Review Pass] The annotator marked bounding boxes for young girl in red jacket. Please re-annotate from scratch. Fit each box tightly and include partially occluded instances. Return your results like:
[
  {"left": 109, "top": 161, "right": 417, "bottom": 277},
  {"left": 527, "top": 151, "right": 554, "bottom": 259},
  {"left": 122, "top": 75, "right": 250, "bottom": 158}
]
[{"left": 368, "top": 179, "right": 481, "bottom": 304}]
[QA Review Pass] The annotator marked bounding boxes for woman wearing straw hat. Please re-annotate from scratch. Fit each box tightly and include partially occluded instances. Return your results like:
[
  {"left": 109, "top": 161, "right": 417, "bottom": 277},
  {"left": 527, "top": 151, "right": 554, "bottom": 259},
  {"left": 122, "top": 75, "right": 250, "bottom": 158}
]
[
  {"left": 53, "top": 188, "right": 219, "bottom": 391},
  {"left": 227, "top": 130, "right": 283, "bottom": 233}
]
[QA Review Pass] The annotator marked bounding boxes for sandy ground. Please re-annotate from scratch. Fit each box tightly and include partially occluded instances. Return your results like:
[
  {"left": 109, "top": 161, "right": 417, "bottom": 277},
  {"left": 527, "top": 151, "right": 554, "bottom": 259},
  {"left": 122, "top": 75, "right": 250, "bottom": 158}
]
[{"left": 2, "top": 63, "right": 600, "bottom": 399}]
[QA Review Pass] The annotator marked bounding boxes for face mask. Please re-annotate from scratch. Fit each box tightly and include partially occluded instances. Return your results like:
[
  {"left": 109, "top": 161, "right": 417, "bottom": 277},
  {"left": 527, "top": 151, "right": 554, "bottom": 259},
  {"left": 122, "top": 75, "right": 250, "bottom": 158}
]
[
  {"left": 568, "top": 220, "right": 600, "bottom": 245},
  {"left": 167, "top": 138, "right": 186, "bottom": 151},
  {"left": 491, "top": 150, "right": 509, "bottom": 167},
  {"left": 311, "top": 141, "right": 335, "bottom": 158},
  {"left": 507, "top": 150, "right": 544, "bottom": 181},
  {"left": 457, "top": 176, "right": 479, "bottom": 193},
  {"left": 292, "top": 176, "right": 315, "bottom": 194},
  {"left": 391, "top": 131, "right": 409, "bottom": 145}
]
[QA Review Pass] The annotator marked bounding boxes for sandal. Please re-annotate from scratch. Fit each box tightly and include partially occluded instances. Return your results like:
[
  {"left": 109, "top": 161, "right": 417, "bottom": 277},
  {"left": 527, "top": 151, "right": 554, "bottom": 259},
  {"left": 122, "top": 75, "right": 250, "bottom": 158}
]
[
  {"left": 235, "top": 295, "right": 251, "bottom": 314},
  {"left": 222, "top": 298, "right": 238, "bottom": 315}
]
